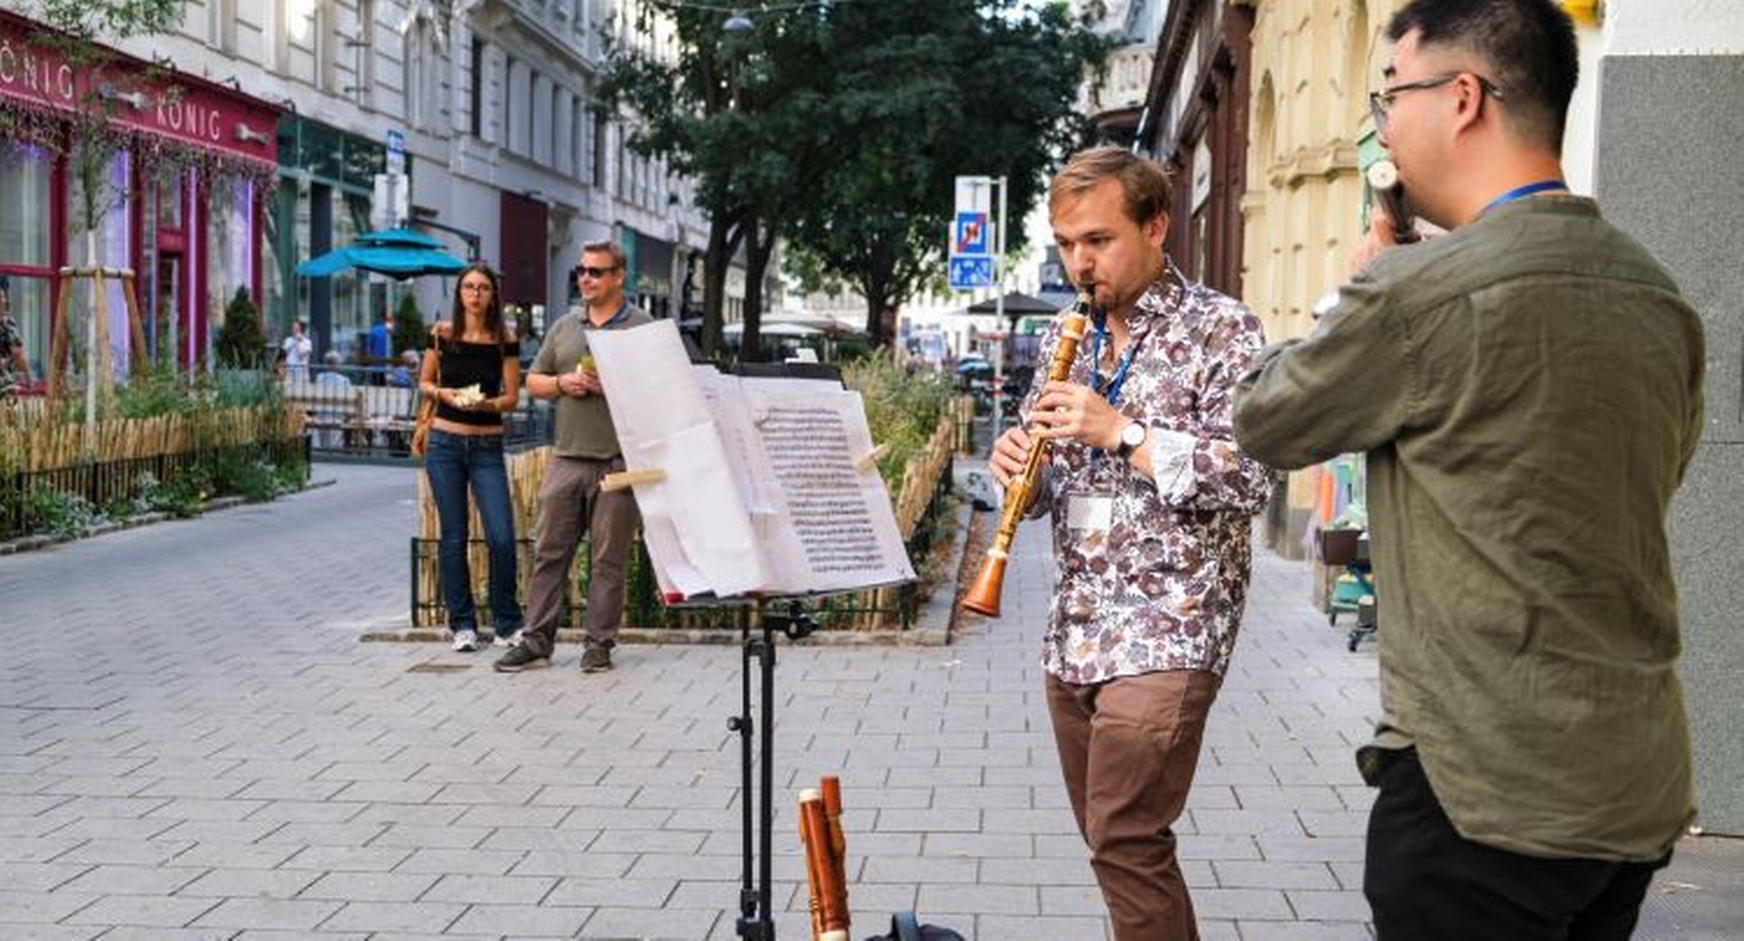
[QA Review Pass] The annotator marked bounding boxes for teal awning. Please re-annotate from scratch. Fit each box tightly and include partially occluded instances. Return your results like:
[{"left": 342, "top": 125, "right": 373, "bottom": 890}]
[{"left": 295, "top": 228, "right": 467, "bottom": 280}]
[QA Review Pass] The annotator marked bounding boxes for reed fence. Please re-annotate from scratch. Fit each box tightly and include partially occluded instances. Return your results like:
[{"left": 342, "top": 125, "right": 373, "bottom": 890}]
[{"left": 1, "top": 399, "right": 307, "bottom": 539}]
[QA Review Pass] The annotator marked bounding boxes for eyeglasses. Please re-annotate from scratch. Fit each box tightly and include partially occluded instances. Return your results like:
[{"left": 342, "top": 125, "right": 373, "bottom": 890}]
[
  {"left": 577, "top": 265, "right": 619, "bottom": 279},
  {"left": 460, "top": 282, "right": 494, "bottom": 294},
  {"left": 1368, "top": 72, "right": 1503, "bottom": 130}
]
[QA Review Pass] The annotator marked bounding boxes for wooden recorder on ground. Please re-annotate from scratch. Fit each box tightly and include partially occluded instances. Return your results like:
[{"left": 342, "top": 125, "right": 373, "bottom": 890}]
[
  {"left": 799, "top": 776, "right": 850, "bottom": 941},
  {"left": 959, "top": 290, "right": 1094, "bottom": 618}
]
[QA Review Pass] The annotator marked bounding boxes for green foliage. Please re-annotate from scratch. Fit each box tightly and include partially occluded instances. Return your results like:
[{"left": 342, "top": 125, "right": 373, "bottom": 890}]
[
  {"left": 843, "top": 355, "right": 954, "bottom": 486},
  {"left": 210, "top": 447, "right": 299, "bottom": 503},
  {"left": 114, "top": 364, "right": 196, "bottom": 418},
  {"left": 783, "top": 1, "right": 1107, "bottom": 339},
  {"left": 215, "top": 287, "right": 267, "bottom": 369},
  {"left": 392, "top": 294, "right": 425, "bottom": 355},
  {"left": 153, "top": 464, "right": 212, "bottom": 518},
  {"left": 22, "top": 484, "right": 101, "bottom": 538},
  {"left": 29, "top": 0, "right": 187, "bottom": 41}
]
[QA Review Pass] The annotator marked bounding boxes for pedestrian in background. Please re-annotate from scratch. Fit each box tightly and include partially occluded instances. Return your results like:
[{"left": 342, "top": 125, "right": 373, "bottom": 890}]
[
  {"left": 494, "top": 240, "right": 651, "bottom": 674},
  {"left": 420, "top": 262, "right": 525, "bottom": 653},
  {"left": 988, "top": 147, "right": 1272, "bottom": 940},
  {"left": 0, "top": 276, "right": 32, "bottom": 398},
  {"left": 281, "top": 318, "right": 311, "bottom": 382},
  {"left": 1233, "top": 2, "right": 1704, "bottom": 938}
]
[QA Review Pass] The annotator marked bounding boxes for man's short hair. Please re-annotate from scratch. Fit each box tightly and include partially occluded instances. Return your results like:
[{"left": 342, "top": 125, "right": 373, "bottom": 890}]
[
  {"left": 1387, "top": 0, "right": 1578, "bottom": 151},
  {"left": 1049, "top": 146, "right": 1174, "bottom": 226},
  {"left": 579, "top": 240, "right": 626, "bottom": 271}
]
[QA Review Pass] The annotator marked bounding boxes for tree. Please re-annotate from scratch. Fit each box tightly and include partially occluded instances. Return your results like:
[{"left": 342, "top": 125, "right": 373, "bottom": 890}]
[
  {"left": 601, "top": 1, "right": 1103, "bottom": 356},
  {"left": 600, "top": 5, "right": 843, "bottom": 361},
  {"left": 783, "top": 1, "right": 1105, "bottom": 346}
]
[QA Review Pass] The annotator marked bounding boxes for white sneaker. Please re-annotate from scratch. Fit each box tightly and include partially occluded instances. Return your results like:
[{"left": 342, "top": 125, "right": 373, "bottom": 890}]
[
  {"left": 492, "top": 630, "right": 523, "bottom": 649},
  {"left": 450, "top": 630, "right": 480, "bottom": 652}
]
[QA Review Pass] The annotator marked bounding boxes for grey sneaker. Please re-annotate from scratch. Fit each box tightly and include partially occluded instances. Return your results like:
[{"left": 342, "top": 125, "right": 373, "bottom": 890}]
[
  {"left": 579, "top": 645, "right": 613, "bottom": 673},
  {"left": 450, "top": 629, "right": 480, "bottom": 652},
  {"left": 493, "top": 645, "right": 550, "bottom": 673}
]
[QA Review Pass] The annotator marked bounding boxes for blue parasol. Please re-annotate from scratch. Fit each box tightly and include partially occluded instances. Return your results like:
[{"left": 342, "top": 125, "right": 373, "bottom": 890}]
[{"left": 295, "top": 227, "right": 468, "bottom": 280}]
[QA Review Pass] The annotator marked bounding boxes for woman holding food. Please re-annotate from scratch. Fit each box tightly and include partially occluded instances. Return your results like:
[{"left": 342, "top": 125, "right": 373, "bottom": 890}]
[{"left": 420, "top": 262, "right": 525, "bottom": 652}]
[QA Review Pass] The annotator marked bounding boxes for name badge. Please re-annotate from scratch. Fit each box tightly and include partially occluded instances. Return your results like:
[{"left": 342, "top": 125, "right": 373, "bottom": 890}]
[{"left": 1066, "top": 492, "right": 1113, "bottom": 532}]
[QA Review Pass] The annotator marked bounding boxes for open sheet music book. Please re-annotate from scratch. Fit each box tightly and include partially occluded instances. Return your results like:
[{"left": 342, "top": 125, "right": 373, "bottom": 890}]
[{"left": 588, "top": 320, "right": 916, "bottom": 602}]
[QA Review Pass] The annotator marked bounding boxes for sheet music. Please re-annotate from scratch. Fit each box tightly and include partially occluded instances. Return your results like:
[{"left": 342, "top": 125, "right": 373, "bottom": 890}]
[
  {"left": 587, "top": 323, "right": 771, "bottom": 597},
  {"left": 741, "top": 387, "right": 915, "bottom": 591},
  {"left": 588, "top": 321, "right": 913, "bottom": 599}
]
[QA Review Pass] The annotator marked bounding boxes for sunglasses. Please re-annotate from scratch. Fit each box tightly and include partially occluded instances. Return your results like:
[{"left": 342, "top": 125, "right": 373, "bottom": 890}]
[{"left": 577, "top": 266, "right": 618, "bottom": 279}]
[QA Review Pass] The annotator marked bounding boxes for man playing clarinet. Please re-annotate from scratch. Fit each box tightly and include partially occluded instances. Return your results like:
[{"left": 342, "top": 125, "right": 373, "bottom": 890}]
[{"left": 987, "top": 146, "right": 1272, "bottom": 940}]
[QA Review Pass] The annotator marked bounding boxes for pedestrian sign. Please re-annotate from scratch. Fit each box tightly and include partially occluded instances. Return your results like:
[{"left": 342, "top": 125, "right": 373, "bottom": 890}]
[
  {"left": 949, "top": 255, "right": 994, "bottom": 291},
  {"left": 954, "top": 212, "right": 989, "bottom": 255}
]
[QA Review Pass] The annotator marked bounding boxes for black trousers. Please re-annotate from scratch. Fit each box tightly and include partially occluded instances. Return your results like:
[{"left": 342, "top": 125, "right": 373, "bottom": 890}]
[{"left": 1365, "top": 748, "right": 1669, "bottom": 941}]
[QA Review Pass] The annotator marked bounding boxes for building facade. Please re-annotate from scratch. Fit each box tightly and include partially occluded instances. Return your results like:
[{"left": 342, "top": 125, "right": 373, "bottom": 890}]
[
  {"left": 84, "top": 0, "right": 729, "bottom": 363},
  {"left": 0, "top": 7, "right": 280, "bottom": 377}
]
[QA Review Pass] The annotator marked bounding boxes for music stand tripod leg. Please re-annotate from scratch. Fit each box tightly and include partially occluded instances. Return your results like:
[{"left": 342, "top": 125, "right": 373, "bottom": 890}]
[{"left": 731, "top": 599, "right": 818, "bottom": 941}]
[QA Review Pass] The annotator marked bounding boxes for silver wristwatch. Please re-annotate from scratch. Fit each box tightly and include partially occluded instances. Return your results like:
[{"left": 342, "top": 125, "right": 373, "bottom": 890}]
[{"left": 1114, "top": 420, "right": 1146, "bottom": 459}]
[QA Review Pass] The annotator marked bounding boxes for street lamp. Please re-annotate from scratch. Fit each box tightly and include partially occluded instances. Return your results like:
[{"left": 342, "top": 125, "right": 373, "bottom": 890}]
[{"left": 722, "top": 10, "right": 754, "bottom": 33}]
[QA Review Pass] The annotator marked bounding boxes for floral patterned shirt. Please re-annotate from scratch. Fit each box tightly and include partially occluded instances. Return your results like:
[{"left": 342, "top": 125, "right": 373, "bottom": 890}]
[{"left": 1025, "top": 262, "right": 1272, "bottom": 684}]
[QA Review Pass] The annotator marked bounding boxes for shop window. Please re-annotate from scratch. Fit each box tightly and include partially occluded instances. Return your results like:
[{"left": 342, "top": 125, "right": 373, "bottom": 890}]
[
  {"left": 1, "top": 274, "right": 49, "bottom": 380},
  {"left": 156, "top": 172, "right": 185, "bottom": 231},
  {"left": 0, "top": 143, "right": 52, "bottom": 268},
  {"left": 63, "top": 150, "right": 135, "bottom": 374},
  {"left": 206, "top": 177, "right": 255, "bottom": 348}
]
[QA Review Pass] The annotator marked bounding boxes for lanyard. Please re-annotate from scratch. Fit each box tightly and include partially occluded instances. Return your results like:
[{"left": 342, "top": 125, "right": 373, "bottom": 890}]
[
  {"left": 1480, "top": 179, "right": 1567, "bottom": 217},
  {"left": 1089, "top": 315, "right": 1143, "bottom": 406}
]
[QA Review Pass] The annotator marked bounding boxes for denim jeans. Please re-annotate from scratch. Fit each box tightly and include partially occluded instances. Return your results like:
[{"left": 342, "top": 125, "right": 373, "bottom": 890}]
[{"left": 424, "top": 429, "right": 523, "bottom": 637}]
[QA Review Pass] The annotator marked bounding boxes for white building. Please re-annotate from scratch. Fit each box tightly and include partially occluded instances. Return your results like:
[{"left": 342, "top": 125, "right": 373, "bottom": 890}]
[{"left": 104, "top": 0, "right": 725, "bottom": 356}]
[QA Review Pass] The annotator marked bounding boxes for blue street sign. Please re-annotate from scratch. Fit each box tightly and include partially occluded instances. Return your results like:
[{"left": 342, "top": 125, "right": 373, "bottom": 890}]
[
  {"left": 953, "top": 211, "right": 989, "bottom": 255},
  {"left": 949, "top": 255, "right": 994, "bottom": 291}
]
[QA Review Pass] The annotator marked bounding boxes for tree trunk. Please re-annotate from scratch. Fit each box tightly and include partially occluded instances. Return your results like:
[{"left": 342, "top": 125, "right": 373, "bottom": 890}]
[
  {"left": 700, "top": 218, "right": 731, "bottom": 360},
  {"left": 739, "top": 215, "right": 777, "bottom": 363}
]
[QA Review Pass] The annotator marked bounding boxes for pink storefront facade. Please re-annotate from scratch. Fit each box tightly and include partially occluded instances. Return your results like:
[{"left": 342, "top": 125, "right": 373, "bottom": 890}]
[{"left": 0, "top": 9, "right": 279, "bottom": 377}]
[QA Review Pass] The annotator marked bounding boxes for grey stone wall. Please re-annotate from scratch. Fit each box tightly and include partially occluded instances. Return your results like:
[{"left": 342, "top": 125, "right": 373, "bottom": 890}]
[{"left": 1597, "top": 54, "right": 1744, "bottom": 834}]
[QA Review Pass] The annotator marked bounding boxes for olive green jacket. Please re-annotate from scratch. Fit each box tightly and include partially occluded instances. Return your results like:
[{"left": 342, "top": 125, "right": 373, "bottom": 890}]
[{"left": 1233, "top": 195, "right": 1704, "bottom": 861}]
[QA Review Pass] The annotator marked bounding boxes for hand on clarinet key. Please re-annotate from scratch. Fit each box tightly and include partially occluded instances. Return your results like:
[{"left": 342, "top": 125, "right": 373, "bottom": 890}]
[
  {"left": 989, "top": 426, "right": 1033, "bottom": 489},
  {"left": 1031, "top": 380, "right": 1123, "bottom": 450}
]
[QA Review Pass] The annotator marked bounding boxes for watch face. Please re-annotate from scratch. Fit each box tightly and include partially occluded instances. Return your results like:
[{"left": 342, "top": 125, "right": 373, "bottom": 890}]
[{"left": 1122, "top": 421, "right": 1146, "bottom": 448}]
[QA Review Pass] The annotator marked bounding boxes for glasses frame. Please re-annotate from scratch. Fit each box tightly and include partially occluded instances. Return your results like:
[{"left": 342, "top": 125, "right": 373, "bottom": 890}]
[
  {"left": 577, "top": 265, "right": 620, "bottom": 280},
  {"left": 459, "top": 281, "right": 494, "bottom": 294},
  {"left": 1368, "top": 72, "right": 1503, "bottom": 130}
]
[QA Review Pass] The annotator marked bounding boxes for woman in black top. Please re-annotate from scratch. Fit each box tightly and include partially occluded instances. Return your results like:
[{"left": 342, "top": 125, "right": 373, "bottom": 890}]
[{"left": 418, "top": 263, "right": 525, "bottom": 651}]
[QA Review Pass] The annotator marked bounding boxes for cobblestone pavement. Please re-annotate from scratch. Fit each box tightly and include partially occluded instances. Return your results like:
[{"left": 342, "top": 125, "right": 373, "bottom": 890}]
[{"left": 0, "top": 460, "right": 1734, "bottom": 940}]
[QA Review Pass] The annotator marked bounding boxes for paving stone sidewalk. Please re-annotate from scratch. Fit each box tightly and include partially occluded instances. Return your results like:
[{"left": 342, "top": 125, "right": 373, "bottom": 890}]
[{"left": 0, "top": 461, "right": 1734, "bottom": 940}]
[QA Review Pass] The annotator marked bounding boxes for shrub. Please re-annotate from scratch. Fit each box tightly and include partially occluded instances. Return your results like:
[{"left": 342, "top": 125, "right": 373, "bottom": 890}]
[
  {"left": 393, "top": 294, "right": 426, "bottom": 355},
  {"left": 215, "top": 287, "right": 267, "bottom": 369}
]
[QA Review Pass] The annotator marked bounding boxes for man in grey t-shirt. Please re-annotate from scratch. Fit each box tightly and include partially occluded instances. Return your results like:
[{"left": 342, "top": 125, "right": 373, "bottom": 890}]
[{"left": 494, "top": 240, "right": 652, "bottom": 674}]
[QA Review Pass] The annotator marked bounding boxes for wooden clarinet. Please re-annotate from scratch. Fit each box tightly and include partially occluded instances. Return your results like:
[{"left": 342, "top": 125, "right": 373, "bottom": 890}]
[
  {"left": 960, "top": 289, "right": 1093, "bottom": 618},
  {"left": 798, "top": 784, "right": 850, "bottom": 941}
]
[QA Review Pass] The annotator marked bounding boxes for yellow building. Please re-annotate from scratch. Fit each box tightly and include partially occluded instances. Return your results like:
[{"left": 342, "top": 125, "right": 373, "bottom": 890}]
[{"left": 1240, "top": 0, "right": 1404, "bottom": 557}]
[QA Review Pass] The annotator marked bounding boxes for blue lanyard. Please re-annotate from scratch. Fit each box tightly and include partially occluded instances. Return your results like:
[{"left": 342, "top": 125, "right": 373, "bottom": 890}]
[
  {"left": 1480, "top": 179, "right": 1567, "bottom": 217},
  {"left": 1089, "top": 316, "right": 1142, "bottom": 406}
]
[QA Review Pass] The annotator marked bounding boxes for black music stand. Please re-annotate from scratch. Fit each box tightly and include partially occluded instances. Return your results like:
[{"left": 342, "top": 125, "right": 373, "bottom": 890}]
[{"left": 732, "top": 598, "right": 819, "bottom": 940}]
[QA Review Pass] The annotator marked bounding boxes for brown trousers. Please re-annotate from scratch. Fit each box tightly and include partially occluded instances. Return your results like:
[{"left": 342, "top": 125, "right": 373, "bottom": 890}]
[
  {"left": 1046, "top": 668, "right": 1222, "bottom": 941},
  {"left": 522, "top": 454, "right": 638, "bottom": 656}
]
